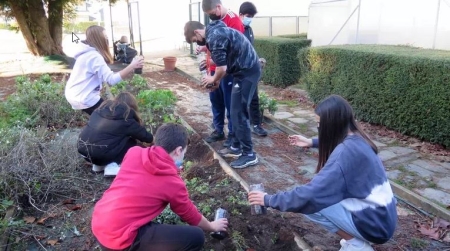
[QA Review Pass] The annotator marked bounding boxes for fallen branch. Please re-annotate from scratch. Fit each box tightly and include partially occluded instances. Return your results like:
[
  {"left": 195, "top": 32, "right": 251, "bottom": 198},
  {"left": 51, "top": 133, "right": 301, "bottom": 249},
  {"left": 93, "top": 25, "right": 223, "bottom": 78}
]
[
  {"left": 33, "top": 235, "right": 48, "bottom": 251},
  {"left": 281, "top": 154, "right": 301, "bottom": 164}
]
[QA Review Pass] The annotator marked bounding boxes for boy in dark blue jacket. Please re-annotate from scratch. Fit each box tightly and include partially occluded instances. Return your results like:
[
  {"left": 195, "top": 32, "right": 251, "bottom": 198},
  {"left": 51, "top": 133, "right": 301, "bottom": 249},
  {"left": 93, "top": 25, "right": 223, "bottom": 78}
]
[
  {"left": 184, "top": 20, "right": 259, "bottom": 169},
  {"left": 239, "top": 1, "right": 267, "bottom": 137}
]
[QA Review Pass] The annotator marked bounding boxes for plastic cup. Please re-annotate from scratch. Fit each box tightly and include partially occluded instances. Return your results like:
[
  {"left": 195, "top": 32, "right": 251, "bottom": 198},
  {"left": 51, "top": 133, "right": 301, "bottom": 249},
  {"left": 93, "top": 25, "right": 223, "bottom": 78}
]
[
  {"left": 250, "top": 184, "right": 267, "bottom": 215},
  {"left": 210, "top": 208, "right": 228, "bottom": 240}
]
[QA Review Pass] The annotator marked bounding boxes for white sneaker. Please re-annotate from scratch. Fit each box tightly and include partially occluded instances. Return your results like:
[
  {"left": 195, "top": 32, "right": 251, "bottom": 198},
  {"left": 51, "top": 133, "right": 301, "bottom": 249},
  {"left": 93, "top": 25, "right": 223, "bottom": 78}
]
[
  {"left": 104, "top": 162, "right": 120, "bottom": 177},
  {"left": 339, "top": 239, "right": 374, "bottom": 251},
  {"left": 92, "top": 164, "right": 105, "bottom": 172}
]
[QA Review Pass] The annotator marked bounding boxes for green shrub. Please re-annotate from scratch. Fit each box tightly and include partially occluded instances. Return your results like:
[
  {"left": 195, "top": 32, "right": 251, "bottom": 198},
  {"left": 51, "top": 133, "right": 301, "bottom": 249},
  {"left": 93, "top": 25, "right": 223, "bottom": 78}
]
[
  {"left": 136, "top": 89, "right": 178, "bottom": 132},
  {"left": 259, "top": 91, "right": 278, "bottom": 118},
  {"left": 0, "top": 23, "right": 19, "bottom": 32},
  {"left": 111, "top": 74, "right": 149, "bottom": 96},
  {"left": 0, "top": 23, "right": 9, "bottom": 30},
  {"left": 299, "top": 45, "right": 450, "bottom": 147},
  {"left": 254, "top": 37, "right": 311, "bottom": 87},
  {"left": 278, "top": 33, "right": 308, "bottom": 39},
  {"left": 0, "top": 74, "right": 84, "bottom": 129},
  {"left": 63, "top": 21, "right": 104, "bottom": 34}
]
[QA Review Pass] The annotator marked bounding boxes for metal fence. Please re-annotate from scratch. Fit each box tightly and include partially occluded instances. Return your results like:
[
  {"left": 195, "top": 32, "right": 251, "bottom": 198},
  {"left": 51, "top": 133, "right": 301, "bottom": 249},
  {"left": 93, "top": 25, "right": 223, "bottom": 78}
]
[{"left": 252, "top": 16, "right": 309, "bottom": 37}]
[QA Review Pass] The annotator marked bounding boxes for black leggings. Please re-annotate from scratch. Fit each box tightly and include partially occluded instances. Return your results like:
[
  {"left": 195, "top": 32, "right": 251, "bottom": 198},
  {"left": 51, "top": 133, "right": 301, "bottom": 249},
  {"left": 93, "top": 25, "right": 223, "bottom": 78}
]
[
  {"left": 99, "top": 223, "right": 205, "bottom": 251},
  {"left": 82, "top": 98, "right": 104, "bottom": 115}
]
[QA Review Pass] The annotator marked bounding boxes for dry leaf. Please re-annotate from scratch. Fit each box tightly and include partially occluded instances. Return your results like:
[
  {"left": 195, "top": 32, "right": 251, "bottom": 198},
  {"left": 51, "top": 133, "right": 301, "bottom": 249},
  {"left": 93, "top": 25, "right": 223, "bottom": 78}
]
[
  {"left": 433, "top": 218, "right": 450, "bottom": 229},
  {"left": 37, "top": 217, "right": 50, "bottom": 225},
  {"left": 23, "top": 216, "right": 36, "bottom": 224},
  {"left": 417, "top": 225, "right": 441, "bottom": 240},
  {"left": 66, "top": 204, "right": 82, "bottom": 211},
  {"left": 443, "top": 232, "right": 450, "bottom": 243},
  {"left": 46, "top": 239, "right": 59, "bottom": 246},
  {"left": 62, "top": 199, "right": 75, "bottom": 205},
  {"left": 35, "top": 235, "right": 47, "bottom": 240}
]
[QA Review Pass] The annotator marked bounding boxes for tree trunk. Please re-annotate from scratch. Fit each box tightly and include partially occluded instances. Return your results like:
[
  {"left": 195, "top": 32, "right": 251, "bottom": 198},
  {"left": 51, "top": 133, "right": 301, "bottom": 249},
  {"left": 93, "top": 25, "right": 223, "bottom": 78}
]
[
  {"left": 8, "top": 0, "right": 64, "bottom": 56},
  {"left": 48, "top": 0, "right": 64, "bottom": 53},
  {"left": 8, "top": 1, "right": 41, "bottom": 55}
]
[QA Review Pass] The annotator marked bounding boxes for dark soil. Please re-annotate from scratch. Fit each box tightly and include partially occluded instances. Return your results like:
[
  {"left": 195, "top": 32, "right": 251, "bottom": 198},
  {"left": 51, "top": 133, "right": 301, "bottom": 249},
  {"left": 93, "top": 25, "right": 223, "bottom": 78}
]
[{"left": 184, "top": 134, "right": 299, "bottom": 251}]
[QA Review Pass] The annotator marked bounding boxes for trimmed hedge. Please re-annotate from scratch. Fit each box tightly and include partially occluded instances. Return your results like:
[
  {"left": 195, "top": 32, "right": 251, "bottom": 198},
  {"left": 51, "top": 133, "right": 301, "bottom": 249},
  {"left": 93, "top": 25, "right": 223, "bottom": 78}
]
[
  {"left": 63, "top": 21, "right": 105, "bottom": 34},
  {"left": 254, "top": 37, "right": 311, "bottom": 87},
  {"left": 299, "top": 45, "right": 450, "bottom": 147},
  {"left": 278, "top": 33, "right": 308, "bottom": 39}
]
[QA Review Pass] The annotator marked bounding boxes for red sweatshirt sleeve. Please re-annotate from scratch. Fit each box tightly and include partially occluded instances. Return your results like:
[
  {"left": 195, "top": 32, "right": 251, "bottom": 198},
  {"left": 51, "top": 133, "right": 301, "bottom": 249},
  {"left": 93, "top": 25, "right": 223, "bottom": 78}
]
[{"left": 169, "top": 182, "right": 202, "bottom": 226}]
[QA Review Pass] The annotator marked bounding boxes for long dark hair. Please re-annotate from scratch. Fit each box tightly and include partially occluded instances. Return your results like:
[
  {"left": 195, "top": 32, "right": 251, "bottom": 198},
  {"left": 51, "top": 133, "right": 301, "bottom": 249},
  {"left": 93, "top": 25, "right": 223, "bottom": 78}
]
[
  {"left": 315, "top": 95, "right": 377, "bottom": 173},
  {"left": 99, "top": 92, "right": 142, "bottom": 124}
]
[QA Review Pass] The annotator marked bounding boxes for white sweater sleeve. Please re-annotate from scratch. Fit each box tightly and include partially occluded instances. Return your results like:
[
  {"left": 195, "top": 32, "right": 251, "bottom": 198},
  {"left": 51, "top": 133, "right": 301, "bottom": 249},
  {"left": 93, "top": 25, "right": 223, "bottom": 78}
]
[{"left": 91, "top": 55, "right": 122, "bottom": 85}]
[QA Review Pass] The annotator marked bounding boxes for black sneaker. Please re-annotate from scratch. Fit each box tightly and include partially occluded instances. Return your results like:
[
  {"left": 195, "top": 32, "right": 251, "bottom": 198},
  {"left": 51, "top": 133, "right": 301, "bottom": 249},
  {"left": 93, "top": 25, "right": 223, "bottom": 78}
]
[
  {"left": 230, "top": 154, "right": 259, "bottom": 169},
  {"left": 223, "top": 137, "right": 233, "bottom": 147},
  {"left": 252, "top": 125, "right": 268, "bottom": 136},
  {"left": 218, "top": 147, "right": 242, "bottom": 158},
  {"left": 205, "top": 130, "right": 225, "bottom": 143}
]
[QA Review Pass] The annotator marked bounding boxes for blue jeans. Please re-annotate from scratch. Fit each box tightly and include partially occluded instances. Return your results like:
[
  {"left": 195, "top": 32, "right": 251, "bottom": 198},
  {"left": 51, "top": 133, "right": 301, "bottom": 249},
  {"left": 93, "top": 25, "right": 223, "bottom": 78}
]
[
  {"left": 209, "top": 73, "right": 233, "bottom": 135},
  {"left": 304, "top": 202, "right": 368, "bottom": 242}
]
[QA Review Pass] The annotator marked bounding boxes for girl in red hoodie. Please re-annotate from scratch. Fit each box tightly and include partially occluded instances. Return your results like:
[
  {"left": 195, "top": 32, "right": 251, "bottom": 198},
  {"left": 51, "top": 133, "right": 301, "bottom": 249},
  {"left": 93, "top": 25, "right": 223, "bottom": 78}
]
[{"left": 91, "top": 123, "right": 228, "bottom": 251}]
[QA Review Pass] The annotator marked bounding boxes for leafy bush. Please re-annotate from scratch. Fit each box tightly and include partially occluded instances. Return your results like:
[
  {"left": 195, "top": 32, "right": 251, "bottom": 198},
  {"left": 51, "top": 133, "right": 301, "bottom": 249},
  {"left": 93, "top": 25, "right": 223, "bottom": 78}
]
[
  {"left": 278, "top": 33, "right": 308, "bottom": 39},
  {"left": 154, "top": 206, "right": 183, "bottom": 225},
  {"left": 254, "top": 37, "right": 311, "bottom": 87},
  {"left": 110, "top": 74, "right": 149, "bottom": 96},
  {"left": 63, "top": 21, "right": 105, "bottom": 34},
  {"left": 0, "top": 74, "right": 85, "bottom": 130},
  {"left": 299, "top": 45, "right": 450, "bottom": 147},
  {"left": 259, "top": 91, "right": 278, "bottom": 119},
  {"left": 136, "top": 89, "right": 178, "bottom": 132}
]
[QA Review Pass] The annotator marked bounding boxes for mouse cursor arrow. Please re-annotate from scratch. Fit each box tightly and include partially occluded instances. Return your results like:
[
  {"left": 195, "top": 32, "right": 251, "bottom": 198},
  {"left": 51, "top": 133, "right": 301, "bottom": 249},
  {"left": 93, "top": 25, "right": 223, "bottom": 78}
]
[{"left": 72, "top": 32, "right": 80, "bottom": 44}]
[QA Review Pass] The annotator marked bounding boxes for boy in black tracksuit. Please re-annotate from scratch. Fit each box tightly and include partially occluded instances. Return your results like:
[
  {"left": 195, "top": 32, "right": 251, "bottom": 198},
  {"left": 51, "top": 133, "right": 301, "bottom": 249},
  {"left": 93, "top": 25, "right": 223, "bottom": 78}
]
[
  {"left": 239, "top": 1, "right": 267, "bottom": 137},
  {"left": 184, "top": 20, "right": 259, "bottom": 169}
]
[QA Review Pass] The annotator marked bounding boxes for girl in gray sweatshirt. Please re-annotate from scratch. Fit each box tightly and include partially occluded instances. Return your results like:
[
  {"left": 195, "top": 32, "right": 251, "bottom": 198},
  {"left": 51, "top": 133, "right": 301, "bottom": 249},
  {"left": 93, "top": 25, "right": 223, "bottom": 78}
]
[{"left": 248, "top": 94, "right": 397, "bottom": 251}]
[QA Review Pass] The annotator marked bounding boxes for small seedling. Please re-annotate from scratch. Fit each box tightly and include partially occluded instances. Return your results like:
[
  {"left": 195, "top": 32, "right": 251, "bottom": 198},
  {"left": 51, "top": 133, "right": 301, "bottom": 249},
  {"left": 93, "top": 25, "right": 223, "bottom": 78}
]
[
  {"left": 410, "top": 238, "right": 427, "bottom": 249},
  {"left": 259, "top": 92, "right": 279, "bottom": 119},
  {"left": 231, "top": 231, "right": 247, "bottom": 250}
]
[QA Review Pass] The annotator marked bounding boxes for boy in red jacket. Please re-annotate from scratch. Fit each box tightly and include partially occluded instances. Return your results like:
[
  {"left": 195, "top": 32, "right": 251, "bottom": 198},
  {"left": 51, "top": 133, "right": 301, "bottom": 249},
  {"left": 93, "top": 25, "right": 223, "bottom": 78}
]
[
  {"left": 91, "top": 123, "right": 228, "bottom": 251},
  {"left": 197, "top": 0, "right": 244, "bottom": 147}
]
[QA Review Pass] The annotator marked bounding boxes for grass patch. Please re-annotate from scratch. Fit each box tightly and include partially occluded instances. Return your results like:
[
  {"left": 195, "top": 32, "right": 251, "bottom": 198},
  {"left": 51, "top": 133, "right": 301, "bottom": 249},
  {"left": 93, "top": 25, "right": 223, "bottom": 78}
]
[
  {"left": 278, "top": 100, "right": 298, "bottom": 107},
  {"left": 410, "top": 237, "right": 428, "bottom": 249}
]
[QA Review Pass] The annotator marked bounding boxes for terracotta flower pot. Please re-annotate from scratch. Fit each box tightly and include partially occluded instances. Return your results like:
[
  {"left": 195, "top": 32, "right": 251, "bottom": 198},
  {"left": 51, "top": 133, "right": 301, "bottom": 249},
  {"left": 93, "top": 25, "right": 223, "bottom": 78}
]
[{"left": 163, "top": 56, "right": 177, "bottom": 71}]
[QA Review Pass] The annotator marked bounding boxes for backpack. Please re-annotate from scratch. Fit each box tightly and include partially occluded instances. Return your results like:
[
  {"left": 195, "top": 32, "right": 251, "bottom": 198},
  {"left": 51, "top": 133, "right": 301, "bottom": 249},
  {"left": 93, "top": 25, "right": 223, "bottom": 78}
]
[{"left": 114, "top": 41, "right": 138, "bottom": 64}]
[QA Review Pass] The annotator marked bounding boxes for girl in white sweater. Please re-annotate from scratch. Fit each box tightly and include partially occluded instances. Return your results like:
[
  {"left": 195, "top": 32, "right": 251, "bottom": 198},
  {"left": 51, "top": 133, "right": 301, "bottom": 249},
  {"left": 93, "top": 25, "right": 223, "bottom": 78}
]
[{"left": 65, "top": 25, "right": 143, "bottom": 115}]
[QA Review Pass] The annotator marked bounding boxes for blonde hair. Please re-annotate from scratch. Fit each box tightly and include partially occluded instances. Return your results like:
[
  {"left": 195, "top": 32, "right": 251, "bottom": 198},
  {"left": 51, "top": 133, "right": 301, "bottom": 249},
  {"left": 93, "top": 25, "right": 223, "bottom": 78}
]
[{"left": 85, "top": 25, "right": 113, "bottom": 64}]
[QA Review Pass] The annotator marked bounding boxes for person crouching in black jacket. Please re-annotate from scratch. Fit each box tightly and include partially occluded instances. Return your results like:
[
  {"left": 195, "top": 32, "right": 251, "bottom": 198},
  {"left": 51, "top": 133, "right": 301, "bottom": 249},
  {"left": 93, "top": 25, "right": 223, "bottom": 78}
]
[{"left": 77, "top": 92, "right": 153, "bottom": 177}]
